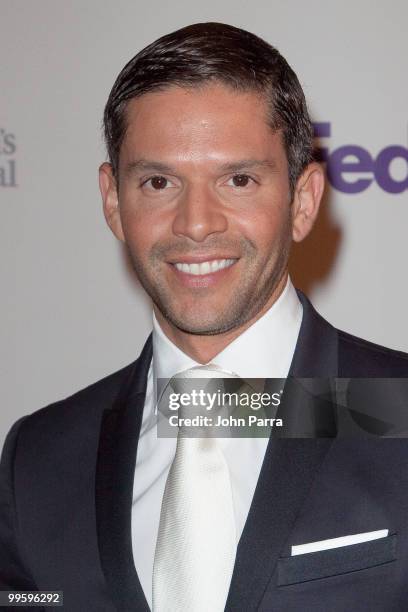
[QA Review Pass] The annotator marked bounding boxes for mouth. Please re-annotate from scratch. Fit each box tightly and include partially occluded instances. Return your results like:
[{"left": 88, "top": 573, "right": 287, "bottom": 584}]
[
  {"left": 167, "top": 257, "right": 239, "bottom": 288},
  {"left": 172, "top": 258, "right": 237, "bottom": 276}
]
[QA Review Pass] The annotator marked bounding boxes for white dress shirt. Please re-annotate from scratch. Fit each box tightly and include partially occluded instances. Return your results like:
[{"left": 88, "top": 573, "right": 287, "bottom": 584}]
[{"left": 131, "top": 278, "right": 303, "bottom": 608}]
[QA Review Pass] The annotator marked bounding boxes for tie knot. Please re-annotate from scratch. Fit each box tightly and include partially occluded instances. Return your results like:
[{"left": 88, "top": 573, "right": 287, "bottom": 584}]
[
  {"left": 159, "top": 365, "right": 240, "bottom": 436},
  {"left": 171, "top": 364, "right": 240, "bottom": 403}
]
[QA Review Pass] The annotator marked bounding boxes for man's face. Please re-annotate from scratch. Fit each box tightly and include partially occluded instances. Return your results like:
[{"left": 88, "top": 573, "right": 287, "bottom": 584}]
[{"left": 102, "top": 83, "right": 315, "bottom": 335}]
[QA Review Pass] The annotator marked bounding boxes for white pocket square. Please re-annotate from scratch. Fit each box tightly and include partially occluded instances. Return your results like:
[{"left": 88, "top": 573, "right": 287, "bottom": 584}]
[{"left": 291, "top": 529, "right": 389, "bottom": 556}]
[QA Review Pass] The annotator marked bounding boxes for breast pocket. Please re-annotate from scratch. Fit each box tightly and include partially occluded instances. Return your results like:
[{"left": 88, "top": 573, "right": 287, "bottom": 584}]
[{"left": 278, "top": 533, "right": 397, "bottom": 586}]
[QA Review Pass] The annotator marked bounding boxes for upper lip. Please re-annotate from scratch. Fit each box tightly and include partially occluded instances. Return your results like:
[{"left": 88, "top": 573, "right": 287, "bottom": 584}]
[{"left": 168, "top": 255, "right": 239, "bottom": 264}]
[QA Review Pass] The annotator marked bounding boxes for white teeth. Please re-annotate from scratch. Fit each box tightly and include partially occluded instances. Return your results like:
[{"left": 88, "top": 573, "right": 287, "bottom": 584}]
[
  {"left": 174, "top": 259, "right": 236, "bottom": 275},
  {"left": 200, "top": 261, "right": 211, "bottom": 274}
]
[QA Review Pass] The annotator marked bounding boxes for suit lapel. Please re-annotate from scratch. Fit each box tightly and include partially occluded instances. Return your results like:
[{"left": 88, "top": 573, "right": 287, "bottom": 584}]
[
  {"left": 95, "top": 335, "right": 153, "bottom": 612},
  {"left": 225, "top": 291, "right": 339, "bottom": 611}
]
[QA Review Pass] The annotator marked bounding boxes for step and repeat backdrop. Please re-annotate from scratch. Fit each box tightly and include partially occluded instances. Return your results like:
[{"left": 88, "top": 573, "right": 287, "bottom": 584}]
[{"left": 1, "top": 0, "right": 407, "bottom": 446}]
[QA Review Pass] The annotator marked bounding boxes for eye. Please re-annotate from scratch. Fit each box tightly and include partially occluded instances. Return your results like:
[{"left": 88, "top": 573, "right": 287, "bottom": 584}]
[
  {"left": 227, "top": 174, "right": 256, "bottom": 188},
  {"left": 141, "top": 175, "right": 170, "bottom": 190}
]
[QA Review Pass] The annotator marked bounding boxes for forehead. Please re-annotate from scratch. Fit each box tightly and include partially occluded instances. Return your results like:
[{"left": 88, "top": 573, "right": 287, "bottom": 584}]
[{"left": 120, "top": 83, "right": 285, "bottom": 167}]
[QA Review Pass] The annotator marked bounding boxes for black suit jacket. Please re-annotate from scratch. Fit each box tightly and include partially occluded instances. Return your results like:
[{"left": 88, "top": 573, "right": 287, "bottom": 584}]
[{"left": 1, "top": 292, "right": 408, "bottom": 611}]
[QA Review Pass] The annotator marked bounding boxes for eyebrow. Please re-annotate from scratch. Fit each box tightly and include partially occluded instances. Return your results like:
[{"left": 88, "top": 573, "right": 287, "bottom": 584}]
[
  {"left": 125, "top": 159, "right": 175, "bottom": 176},
  {"left": 124, "top": 158, "right": 278, "bottom": 176},
  {"left": 218, "top": 159, "right": 278, "bottom": 173}
]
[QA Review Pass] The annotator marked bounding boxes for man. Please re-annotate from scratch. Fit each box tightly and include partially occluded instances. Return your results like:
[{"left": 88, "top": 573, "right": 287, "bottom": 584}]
[{"left": 1, "top": 22, "right": 408, "bottom": 612}]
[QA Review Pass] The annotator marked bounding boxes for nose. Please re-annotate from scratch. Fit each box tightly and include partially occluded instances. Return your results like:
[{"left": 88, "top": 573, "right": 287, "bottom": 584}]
[{"left": 172, "top": 183, "right": 228, "bottom": 242}]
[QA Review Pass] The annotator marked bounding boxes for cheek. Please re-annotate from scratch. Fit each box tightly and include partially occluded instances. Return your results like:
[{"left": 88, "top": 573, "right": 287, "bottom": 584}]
[
  {"left": 236, "top": 202, "right": 292, "bottom": 252},
  {"left": 119, "top": 197, "right": 165, "bottom": 251}
]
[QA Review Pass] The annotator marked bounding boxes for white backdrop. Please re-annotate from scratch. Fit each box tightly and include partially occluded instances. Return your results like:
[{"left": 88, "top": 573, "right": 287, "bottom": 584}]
[{"left": 1, "top": 0, "right": 407, "bottom": 447}]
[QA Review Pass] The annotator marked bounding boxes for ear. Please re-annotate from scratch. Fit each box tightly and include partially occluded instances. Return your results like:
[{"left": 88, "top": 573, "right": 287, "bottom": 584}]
[
  {"left": 99, "top": 162, "right": 125, "bottom": 243},
  {"left": 291, "top": 162, "right": 325, "bottom": 243}
]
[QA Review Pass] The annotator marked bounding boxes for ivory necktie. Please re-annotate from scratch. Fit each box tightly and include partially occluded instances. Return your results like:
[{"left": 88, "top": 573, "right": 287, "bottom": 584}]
[{"left": 152, "top": 365, "right": 238, "bottom": 612}]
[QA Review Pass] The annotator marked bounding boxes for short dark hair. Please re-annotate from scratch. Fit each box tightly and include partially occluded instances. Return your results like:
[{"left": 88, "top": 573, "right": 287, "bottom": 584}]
[{"left": 103, "top": 22, "right": 313, "bottom": 195}]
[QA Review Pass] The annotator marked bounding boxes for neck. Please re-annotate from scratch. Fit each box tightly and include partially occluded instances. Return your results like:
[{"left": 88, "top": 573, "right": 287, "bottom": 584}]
[{"left": 154, "top": 274, "right": 288, "bottom": 363}]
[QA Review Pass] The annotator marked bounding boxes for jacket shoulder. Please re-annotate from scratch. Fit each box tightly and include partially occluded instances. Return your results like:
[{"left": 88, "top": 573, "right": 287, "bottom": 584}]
[
  {"left": 6, "top": 333, "right": 152, "bottom": 452},
  {"left": 0, "top": 357, "right": 145, "bottom": 485},
  {"left": 338, "top": 329, "right": 408, "bottom": 376},
  {"left": 295, "top": 290, "right": 408, "bottom": 377},
  {"left": 13, "top": 358, "right": 141, "bottom": 444}
]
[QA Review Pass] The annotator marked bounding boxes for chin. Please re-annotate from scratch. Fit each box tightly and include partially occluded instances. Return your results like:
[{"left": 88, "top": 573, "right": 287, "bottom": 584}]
[{"left": 161, "top": 308, "right": 246, "bottom": 336}]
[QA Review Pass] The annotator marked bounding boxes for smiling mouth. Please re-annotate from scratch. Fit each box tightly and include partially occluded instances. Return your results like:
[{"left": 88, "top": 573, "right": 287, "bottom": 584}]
[{"left": 172, "top": 258, "right": 237, "bottom": 276}]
